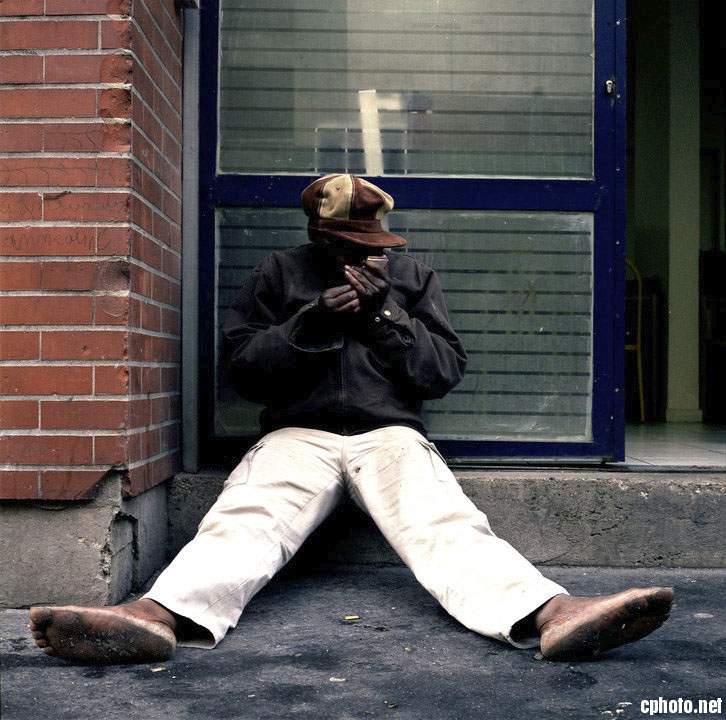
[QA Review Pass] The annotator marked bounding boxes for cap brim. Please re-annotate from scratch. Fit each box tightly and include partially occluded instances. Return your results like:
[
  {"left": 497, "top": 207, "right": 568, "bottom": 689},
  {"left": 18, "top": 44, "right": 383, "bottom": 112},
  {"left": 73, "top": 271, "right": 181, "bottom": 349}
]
[{"left": 321, "top": 228, "right": 406, "bottom": 248}]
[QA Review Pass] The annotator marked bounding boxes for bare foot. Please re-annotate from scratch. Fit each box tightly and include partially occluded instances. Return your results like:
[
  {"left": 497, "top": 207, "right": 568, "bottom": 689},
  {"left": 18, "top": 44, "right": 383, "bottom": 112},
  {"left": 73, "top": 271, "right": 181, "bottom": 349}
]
[
  {"left": 28, "top": 599, "right": 177, "bottom": 664},
  {"left": 536, "top": 587, "right": 674, "bottom": 660}
]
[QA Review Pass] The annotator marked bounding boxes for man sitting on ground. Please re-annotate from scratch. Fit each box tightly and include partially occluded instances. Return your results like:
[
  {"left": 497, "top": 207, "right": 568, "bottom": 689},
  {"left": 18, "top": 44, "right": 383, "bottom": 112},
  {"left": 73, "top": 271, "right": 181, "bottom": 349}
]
[{"left": 29, "top": 174, "right": 673, "bottom": 664}]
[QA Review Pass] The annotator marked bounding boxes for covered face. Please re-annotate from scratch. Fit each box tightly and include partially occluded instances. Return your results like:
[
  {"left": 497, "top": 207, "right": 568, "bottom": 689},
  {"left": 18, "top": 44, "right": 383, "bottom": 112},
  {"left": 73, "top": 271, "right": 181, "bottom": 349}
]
[{"left": 301, "top": 174, "right": 406, "bottom": 249}]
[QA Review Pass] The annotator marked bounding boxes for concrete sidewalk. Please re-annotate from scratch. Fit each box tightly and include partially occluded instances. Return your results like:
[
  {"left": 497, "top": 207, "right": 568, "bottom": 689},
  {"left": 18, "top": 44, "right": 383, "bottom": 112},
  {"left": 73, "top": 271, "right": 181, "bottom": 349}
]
[{"left": 2, "top": 564, "right": 724, "bottom": 720}]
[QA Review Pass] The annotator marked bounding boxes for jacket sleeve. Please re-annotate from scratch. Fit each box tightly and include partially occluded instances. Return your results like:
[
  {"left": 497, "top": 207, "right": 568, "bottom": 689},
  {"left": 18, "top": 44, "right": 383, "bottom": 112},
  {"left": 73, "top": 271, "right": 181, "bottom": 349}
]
[
  {"left": 363, "top": 266, "right": 467, "bottom": 400},
  {"left": 221, "top": 258, "right": 341, "bottom": 404}
]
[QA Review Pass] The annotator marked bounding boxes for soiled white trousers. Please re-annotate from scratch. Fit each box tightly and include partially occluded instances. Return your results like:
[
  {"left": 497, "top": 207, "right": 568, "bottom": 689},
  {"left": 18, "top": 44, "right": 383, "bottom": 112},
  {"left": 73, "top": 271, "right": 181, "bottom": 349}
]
[{"left": 145, "top": 426, "right": 567, "bottom": 649}]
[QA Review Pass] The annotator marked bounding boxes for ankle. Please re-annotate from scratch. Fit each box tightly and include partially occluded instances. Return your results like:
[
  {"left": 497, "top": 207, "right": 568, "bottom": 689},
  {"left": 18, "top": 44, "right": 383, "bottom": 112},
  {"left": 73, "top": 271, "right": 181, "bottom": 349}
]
[
  {"left": 126, "top": 599, "right": 178, "bottom": 632},
  {"left": 533, "top": 594, "right": 571, "bottom": 632}
]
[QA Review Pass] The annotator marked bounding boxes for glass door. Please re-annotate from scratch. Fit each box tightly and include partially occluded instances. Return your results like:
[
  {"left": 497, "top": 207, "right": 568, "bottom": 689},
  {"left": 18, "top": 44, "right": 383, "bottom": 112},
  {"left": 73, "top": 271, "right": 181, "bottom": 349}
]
[{"left": 199, "top": 0, "right": 626, "bottom": 462}]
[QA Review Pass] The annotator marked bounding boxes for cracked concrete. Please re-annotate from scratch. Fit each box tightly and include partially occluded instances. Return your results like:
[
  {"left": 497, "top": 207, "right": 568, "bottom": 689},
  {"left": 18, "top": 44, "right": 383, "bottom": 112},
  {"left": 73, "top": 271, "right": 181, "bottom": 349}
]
[{"left": 0, "top": 473, "right": 167, "bottom": 608}]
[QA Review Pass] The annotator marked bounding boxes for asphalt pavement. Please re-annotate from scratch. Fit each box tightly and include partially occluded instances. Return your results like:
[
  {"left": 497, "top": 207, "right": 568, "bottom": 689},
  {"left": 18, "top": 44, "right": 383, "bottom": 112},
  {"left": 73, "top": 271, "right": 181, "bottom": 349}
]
[{"left": 2, "top": 564, "right": 724, "bottom": 720}]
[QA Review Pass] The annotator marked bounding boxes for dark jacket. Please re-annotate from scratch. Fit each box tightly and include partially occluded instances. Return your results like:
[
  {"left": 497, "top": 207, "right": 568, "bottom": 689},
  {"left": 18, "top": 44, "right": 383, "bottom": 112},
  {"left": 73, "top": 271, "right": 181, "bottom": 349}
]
[{"left": 222, "top": 243, "right": 467, "bottom": 437}]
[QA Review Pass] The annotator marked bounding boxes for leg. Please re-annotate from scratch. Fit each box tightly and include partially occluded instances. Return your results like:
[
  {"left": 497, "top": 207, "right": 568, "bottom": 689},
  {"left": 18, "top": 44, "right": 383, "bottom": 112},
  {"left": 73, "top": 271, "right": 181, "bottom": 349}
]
[
  {"left": 345, "top": 427, "right": 673, "bottom": 659},
  {"left": 29, "top": 428, "right": 346, "bottom": 662},
  {"left": 345, "top": 427, "right": 565, "bottom": 647}
]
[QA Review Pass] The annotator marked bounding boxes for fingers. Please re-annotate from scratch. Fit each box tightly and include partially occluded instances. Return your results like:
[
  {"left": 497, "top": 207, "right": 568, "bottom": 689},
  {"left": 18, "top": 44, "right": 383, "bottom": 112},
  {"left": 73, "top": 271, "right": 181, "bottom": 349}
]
[
  {"left": 344, "top": 265, "right": 387, "bottom": 294},
  {"left": 337, "top": 296, "right": 361, "bottom": 313},
  {"left": 319, "top": 285, "right": 360, "bottom": 313},
  {"left": 343, "top": 266, "right": 372, "bottom": 296},
  {"left": 363, "top": 256, "right": 390, "bottom": 278}
]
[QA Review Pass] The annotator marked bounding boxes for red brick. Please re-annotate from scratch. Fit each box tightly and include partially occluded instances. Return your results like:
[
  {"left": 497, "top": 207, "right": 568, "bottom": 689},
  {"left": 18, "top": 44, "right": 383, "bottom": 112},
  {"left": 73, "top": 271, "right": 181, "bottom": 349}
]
[
  {"left": 163, "top": 189, "right": 181, "bottom": 225},
  {"left": 135, "top": 163, "right": 163, "bottom": 210},
  {"left": 45, "top": 0, "right": 111, "bottom": 14},
  {"left": 146, "top": 0, "right": 182, "bottom": 53},
  {"left": 96, "top": 226, "right": 130, "bottom": 255},
  {"left": 97, "top": 157, "right": 132, "bottom": 187},
  {"left": 124, "top": 453, "right": 175, "bottom": 496},
  {"left": 108, "top": 0, "right": 132, "bottom": 14},
  {"left": 132, "top": 127, "right": 154, "bottom": 173},
  {"left": 131, "top": 194, "right": 153, "bottom": 234},
  {"left": 98, "top": 87, "right": 131, "bottom": 119},
  {"left": 141, "top": 366, "right": 161, "bottom": 394},
  {"left": 0, "top": 296, "right": 93, "bottom": 325},
  {"left": 42, "top": 329, "right": 127, "bottom": 360},
  {"left": 94, "top": 364, "right": 129, "bottom": 394},
  {"left": 128, "top": 295, "right": 141, "bottom": 327},
  {"left": 0, "top": 88, "right": 96, "bottom": 118},
  {"left": 0, "top": 226, "right": 95, "bottom": 256},
  {"left": 0, "top": 400, "right": 38, "bottom": 429},
  {"left": 42, "top": 399, "right": 127, "bottom": 430},
  {"left": 154, "top": 336, "right": 179, "bottom": 363},
  {"left": 0, "top": 366, "right": 92, "bottom": 395},
  {"left": 151, "top": 395, "right": 167, "bottom": 424},
  {"left": 0, "top": 123, "right": 43, "bottom": 152},
  {"left": 100, "top": 53, "right": 133, "bottom": 83},
  {"left": 0, "top": 192, "right": 41, "bottom": 221},
  {"left": 0, "top": 158, "right": 97, "bottom": 187},
  {"left": 134, "top": 1, "right": 179, "bottom": 65},
  {"left": 0, "top": 21, "right": 97, "bottom": 50},
  {"left": 0, "top": 470, "right": 38, "bottom": 500},
  {"left": 0, "top": 262, "right": 41, "bottom": 290},
  {"left": 44, "top": 191, "right": 130, "bottom": 222},
  {"left": 152, "top": 212, "right": 172, "bottom": 248},
  {"left": 45, "top": 54, "right": 104, "bottom": 84},
  {"left": 101, "top": 19, "right": 131, "bottom": 50},
  {"left": 0, "top": 435, "right": 93, "bottom": 465},
  {"left": 94, "top": 433, "right": 128, "bottom": 464},
  {"left": 161, "top": 248, "right": 180, "bottom": 280},
  {"left": 0, "top": 54, "right": 43, "bottom": 83},
  {"left": 44, "top": 121, "right": 131, "bottom": 153},
  {"left": 41, "top": 260, "right": 130, "bottom": 292},
  {"left": 0, "top": 331, "right": 40, "bottom": 359},
  {"left": 141, "top": 301, "right": 161, "bottom": 331},
  {"left": 128, "top": 331, "right": 150, "bottom": 361},
  {"left": 130, "top": 263, "right": 151, "bottom": 296},
  {"left": 151, "top": 274, "right": 171, "bottom": 304},
  {"left": 131, "top": 231, "right": 161, "bottom": 269},
  {"left": 124, "top": 463, "right": 148, "bottom": 496},
  {"left": 94, "top": 294, "right": 129, "bottom": 324},
  {"left": 40, "top": 469, "right": 105, "bottom": 500},
  {"left": 129, "top": 429, "right": 142, "bottom": 462},
  {"left": 163, "top": 130, "right": 182, "bottom": 169},
  {"left": 128, "top": 397, "right": 150, "bottom": 427},
  {"left": 160, "top": 367, "right": 178, "bottom": 393},
  {"left": 161, "top": 307, "right": 180, "bottom": 335},
  {"left": 0, "top": 0, "right": 44, "bottom": 16}
]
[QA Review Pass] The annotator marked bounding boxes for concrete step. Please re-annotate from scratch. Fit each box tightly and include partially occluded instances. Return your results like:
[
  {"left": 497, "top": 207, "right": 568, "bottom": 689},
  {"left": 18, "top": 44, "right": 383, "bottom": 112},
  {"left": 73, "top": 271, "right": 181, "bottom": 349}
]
[{"left": 169, "top": 469, "right": 726, "bottom": 568}]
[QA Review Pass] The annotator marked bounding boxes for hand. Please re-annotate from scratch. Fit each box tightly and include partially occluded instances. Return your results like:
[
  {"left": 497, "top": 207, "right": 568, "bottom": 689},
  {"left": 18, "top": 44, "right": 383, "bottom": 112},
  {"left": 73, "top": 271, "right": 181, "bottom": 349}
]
[
  {"left": 343, "top": 258, "right": 391, "bottom": 312},
  {"left": 318, "top": 284, "right": 361, "bottom": 313}
]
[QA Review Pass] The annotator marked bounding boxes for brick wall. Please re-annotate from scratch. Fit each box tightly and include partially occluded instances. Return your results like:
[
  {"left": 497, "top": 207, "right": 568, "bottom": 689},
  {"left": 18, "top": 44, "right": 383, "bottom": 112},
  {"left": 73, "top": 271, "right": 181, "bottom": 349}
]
[{"left": 0, "top": 0, "right": 183, "bottom": 500}]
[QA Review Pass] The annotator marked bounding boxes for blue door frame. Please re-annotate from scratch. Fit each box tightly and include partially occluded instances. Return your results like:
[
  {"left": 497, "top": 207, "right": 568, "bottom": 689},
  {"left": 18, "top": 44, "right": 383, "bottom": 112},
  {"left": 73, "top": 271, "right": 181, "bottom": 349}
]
[{"left": 197, "top": 0, "right": 627, "bottom": 464}]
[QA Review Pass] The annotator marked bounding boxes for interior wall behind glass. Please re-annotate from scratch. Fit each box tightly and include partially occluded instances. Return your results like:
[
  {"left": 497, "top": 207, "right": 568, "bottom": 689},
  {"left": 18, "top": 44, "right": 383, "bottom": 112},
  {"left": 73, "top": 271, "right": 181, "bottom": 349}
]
[
  {"left": 215, "top": 208, "right": 593, "bottom": 442},
  {"left": 218, "top": 0, "right": 594, "bottom": 178}
]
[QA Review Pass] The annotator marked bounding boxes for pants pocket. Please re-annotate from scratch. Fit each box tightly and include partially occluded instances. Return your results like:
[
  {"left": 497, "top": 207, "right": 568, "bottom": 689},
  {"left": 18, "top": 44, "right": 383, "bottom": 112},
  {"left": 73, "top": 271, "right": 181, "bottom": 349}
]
[
  {"left": 223, "top": 440, "right": 266, "bottom": 489},
  {"left": 416, "top": 439, "right": 456, "bottom": 484}
]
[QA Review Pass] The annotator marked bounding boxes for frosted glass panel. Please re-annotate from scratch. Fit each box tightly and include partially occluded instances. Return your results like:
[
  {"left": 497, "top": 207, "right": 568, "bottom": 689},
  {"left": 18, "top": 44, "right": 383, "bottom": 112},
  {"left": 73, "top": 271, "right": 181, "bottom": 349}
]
[
  {"left": 215, "top": 208, "right": 593, "bottom": 442},
  {"left": 218, "top": 0, "right": 594, "bottom": 177}
]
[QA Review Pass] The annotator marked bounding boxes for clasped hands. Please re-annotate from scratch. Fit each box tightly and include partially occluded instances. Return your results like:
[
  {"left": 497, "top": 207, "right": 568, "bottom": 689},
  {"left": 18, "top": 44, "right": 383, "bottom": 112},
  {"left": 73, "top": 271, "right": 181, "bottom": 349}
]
[{"left": 318, "top": 258, "right": 390, "bottom": 315}]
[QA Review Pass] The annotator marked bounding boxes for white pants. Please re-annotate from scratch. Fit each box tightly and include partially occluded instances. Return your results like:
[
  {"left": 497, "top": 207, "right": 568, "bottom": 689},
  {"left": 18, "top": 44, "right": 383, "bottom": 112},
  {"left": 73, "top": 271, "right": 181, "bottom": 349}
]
[{"left": 145, "top": 426, "right": 566, "bottom": 649}]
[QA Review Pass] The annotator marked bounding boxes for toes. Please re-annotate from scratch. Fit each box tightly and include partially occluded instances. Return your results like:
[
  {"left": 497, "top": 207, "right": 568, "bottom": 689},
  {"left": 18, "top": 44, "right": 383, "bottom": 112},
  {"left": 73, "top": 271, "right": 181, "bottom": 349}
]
[
  {"left": 31, "top": 630, "right": 45, "bottom": 640},
  {"left": 36, "top": 639, "right": 48, "bottom": 648},
  {"left": 42, "top": 647, "right": 57, "bottom": 656},
  {"left": 29, "top": 607, "right": 53, "bottom": 629}
]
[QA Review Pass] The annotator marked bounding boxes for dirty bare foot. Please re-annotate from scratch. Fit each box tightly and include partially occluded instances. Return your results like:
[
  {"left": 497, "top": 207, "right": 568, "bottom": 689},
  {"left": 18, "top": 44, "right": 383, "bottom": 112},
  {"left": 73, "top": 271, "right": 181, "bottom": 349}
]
[
  {"left": 537, "top": 587, "right": 674, "bottom": 660},
  {"left": 28, "top": 599, "right": 177, "bottom": 664}
]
